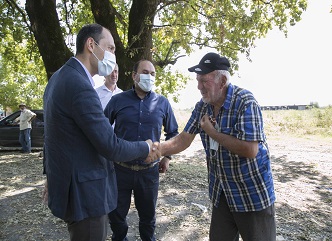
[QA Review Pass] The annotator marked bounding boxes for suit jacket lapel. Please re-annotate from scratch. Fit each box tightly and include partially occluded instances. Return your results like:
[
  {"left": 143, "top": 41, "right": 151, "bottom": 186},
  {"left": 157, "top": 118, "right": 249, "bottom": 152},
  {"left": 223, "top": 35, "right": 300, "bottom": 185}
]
[{"left": 66, "top": 57, "right": 91, "bottom": 84}]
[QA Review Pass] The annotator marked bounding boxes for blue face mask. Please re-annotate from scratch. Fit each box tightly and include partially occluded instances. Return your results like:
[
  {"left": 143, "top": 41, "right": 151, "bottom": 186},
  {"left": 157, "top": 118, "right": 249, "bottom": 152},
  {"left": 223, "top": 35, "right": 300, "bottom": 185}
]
[{"left": 137, "top": 74, "right": 155, "bottom": 92}]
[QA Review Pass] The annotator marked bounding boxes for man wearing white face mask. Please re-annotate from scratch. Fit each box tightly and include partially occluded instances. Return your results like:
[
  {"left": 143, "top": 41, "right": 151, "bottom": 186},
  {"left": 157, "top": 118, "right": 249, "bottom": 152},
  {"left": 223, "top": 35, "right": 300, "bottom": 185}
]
[
  {"left": 43, "top": 24, "right": 161, "bottom": 241},
  {"left": 92, "top": 39, "right": 117, "bottom": 76},
  {"left": 104, "top": 60, "right": 179, "bottom": 241}
]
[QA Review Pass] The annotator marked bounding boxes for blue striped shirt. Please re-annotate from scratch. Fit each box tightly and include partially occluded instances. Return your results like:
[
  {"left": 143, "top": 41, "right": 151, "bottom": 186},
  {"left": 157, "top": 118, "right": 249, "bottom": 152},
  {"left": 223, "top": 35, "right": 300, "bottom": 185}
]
[{"left": 184, "top": 83, "right": 275, "bottom": 212}]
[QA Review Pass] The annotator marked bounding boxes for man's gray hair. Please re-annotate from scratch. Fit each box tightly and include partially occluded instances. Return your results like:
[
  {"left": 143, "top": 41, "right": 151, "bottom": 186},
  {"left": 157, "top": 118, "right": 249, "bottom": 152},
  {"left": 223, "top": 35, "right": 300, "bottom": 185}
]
[{"left": 215, "top": 70, "right": 230, "bottom": 85}]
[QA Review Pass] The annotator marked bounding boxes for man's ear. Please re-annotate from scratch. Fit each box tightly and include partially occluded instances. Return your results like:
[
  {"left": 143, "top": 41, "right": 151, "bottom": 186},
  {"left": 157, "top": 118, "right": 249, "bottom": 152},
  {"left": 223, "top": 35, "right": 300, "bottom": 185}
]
[
  {"left": 132, "top": 71, "right": 137, "bottom": 80},
  {"left": 221, "top": 75, "right": 227, "bottom": 88},
  {"left": 86, "top": 37, "right": 95, "bottom": 52}
]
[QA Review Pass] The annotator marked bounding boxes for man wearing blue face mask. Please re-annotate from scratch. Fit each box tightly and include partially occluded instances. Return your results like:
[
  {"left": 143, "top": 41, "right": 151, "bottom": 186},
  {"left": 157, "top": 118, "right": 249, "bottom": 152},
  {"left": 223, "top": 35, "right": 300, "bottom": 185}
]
[{"left": 104, "top": 60, "right": 179, "bottom": 241}]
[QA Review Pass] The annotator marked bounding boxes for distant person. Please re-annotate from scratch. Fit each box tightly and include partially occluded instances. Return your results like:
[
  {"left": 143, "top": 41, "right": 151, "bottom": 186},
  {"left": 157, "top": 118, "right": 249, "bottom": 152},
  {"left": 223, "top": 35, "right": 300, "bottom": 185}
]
[
  {"left": 18, "top": 103, "right": 36, "bottom": 153},
  {"left": 160, "top": 52, "right": 276, "bottom": 241},
  {"left": 95, "top": 63, "right": 123, "bottom": 110},
  {"left": 42, "top": 23, "right": 160, "bottom": 241},
  {"left": 104, "top": 60, "right": 179, "bottom": 241}
]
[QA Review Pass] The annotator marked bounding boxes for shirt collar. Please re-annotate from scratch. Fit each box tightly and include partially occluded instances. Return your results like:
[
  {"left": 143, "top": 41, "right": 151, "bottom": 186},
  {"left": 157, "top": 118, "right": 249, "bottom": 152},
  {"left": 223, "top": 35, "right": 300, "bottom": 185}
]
[
  {"left": 131, "top": 85, "right": 152, "bottom": 98},
  {"left": 103, "top": 84, "right": 118, "bottom": 92},
  {"left": 73, "top": 57, "right": 95, "bottom": 87},
  {"left": 223, "top": 83, "right": 234, "bottom": 110}
]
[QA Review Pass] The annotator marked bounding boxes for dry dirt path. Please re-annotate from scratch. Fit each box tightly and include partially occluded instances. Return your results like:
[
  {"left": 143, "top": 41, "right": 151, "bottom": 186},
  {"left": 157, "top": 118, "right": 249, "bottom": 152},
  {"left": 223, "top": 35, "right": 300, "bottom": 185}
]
[{"left": 0, "top": 135, "right": 331, "bottom": 240}]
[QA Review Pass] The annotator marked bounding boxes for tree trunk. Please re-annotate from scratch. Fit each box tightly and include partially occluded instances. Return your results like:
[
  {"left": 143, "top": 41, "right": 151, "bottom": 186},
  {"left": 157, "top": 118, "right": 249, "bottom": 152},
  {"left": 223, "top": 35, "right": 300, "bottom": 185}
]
[
  {"left": 25, "top": 0, "right": 73, "bottom": 80},
  {"left": 90, "top": 0, "right": 132, "bottom": 90},
  {"left": 90, "top": 0, "right": 158, "bottom": 90},
  {"left": 128, "top": 0, "right": 157, "bottom": 61}
]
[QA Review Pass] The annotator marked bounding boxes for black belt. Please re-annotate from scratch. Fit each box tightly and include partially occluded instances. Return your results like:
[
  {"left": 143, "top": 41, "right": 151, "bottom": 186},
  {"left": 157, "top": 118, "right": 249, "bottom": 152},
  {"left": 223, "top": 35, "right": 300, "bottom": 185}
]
[{"left": 115, "top": 161, "right": 158, "bottom": 171}]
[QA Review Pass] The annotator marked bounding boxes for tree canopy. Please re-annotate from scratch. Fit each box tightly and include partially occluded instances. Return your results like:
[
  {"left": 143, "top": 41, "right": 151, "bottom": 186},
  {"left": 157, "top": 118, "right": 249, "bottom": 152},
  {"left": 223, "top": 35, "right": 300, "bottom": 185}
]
[{"left": 0, "top": 0, "right": 307, "bottom": 111}]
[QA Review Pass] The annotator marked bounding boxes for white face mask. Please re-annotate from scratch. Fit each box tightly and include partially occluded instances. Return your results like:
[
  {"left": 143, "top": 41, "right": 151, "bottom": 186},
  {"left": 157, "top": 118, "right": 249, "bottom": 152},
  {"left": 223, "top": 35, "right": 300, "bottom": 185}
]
[
  {"left": 92, "top": 41, "right": 116, "bottom": 76},
  {"left": 137, "top": 74, "right": 155, "bottom": 92}
]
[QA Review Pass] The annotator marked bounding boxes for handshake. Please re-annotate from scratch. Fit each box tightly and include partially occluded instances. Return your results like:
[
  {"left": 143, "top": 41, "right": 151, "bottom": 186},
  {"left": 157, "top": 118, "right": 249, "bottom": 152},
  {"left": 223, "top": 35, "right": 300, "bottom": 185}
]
[{"left": 145, "top": 140, "right": 162, "bottom": 163}]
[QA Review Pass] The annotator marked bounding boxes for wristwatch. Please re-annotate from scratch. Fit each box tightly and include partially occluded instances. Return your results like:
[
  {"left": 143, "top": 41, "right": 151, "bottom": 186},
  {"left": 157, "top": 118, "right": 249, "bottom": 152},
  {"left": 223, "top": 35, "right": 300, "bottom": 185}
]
[{"left": 164, "top": 155, "right": 172, "bottom": 160}]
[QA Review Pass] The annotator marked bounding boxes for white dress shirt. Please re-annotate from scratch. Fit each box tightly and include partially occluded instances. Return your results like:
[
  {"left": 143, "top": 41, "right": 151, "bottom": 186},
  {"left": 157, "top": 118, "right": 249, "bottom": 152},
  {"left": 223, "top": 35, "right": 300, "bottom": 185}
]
[{"left": 95, "top": 84, "right": 123, "bottom": 110}]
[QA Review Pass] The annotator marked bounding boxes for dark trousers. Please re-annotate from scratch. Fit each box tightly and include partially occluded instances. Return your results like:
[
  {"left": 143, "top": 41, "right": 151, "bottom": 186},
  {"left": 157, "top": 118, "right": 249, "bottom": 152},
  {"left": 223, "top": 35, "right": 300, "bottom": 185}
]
[
  {"left": 67, "top": 215, "right": 108, "bottom": 241},
  {"left": 109, "top": 164, "right": 159, "bottom": 241},
  {"left": 19, "top": 128, "right": 31, "bottom": 152},
  {"left": 210, "top": 192, "right": 276, "bottom": 241}
]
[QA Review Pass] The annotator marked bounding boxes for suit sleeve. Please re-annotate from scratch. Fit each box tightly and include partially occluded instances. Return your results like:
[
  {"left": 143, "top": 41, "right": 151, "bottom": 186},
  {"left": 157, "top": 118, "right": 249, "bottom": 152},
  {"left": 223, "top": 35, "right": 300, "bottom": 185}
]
[{"left": 71, "top": 81, "right": 149, "bottom": 162}]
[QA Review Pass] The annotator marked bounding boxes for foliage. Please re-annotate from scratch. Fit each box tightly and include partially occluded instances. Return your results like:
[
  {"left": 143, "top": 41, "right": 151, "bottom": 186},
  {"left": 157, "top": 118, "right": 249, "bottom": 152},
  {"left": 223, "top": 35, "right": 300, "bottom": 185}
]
[
  {"left": 0, "top": 26, "right": 47, "bottom": 111},
  {"left": 0, "top": 0, "right": 308, "bottom": 110}
]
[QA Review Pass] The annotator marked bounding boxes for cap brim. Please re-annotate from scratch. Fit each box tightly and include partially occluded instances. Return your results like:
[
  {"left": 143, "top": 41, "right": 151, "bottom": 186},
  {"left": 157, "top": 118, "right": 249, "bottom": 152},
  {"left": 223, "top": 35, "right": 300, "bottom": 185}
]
[{"left": 188, "top": 64, "right": 214, "bottom": 74}]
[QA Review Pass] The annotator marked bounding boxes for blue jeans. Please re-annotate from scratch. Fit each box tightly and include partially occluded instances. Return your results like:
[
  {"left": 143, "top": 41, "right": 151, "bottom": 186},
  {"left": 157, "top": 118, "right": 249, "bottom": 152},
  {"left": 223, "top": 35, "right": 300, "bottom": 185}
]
[
  {"left": 19, "top": 128, "right": 31, "bottom": 153},
  {"left": 109, "top": 163, "right": 159, "bottom": 241}
]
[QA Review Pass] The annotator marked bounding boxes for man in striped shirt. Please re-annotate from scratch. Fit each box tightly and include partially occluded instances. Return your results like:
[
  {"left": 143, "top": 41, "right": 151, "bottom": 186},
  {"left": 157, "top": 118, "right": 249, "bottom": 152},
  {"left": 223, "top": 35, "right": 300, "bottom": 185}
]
[{"left": 161, "top": 52, "right": 276, "bottom": 241}]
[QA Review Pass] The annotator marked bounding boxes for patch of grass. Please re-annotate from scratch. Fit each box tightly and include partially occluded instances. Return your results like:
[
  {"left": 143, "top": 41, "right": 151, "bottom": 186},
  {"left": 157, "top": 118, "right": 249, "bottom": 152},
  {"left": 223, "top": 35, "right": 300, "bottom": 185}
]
[
  {"left": 263, "top": 106, "right": 332, "bottom": 138},
  {"left": 173, "top": 108, "right": 194, "bottom": 132}
]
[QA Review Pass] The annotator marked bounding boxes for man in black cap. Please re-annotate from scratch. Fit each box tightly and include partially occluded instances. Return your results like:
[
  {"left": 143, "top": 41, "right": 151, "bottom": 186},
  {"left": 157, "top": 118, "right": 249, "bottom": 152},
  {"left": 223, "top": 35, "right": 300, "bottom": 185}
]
[
  {"left": 18, "top": 103, "right": 36, "bottom": 153},
  {"left": 161, "top": 52, "right": 276, "bottom": 240}
]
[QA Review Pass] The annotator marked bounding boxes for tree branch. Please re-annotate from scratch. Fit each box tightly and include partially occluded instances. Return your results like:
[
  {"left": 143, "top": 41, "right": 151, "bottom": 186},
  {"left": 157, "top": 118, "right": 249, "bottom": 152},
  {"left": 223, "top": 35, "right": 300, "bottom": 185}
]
[
  {"left": 5, "top": 0, "right": 32, "bottom": 33},
  {"left": 153, "top": 40, "right": 184, "bottom": 68},
  {"left": 62, "top": 0, "right": 73, "bottom": 37}
]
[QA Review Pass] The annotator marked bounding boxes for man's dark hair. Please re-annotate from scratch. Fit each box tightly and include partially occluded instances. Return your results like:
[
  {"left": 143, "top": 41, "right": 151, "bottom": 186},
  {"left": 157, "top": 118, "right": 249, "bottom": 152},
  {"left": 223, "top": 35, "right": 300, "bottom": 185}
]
[
  {"left": 133, "top": 59, "right": 148, "bottom": 72},
  {"left": 76, "top": 23, "right": 104, "bottom": 55}
]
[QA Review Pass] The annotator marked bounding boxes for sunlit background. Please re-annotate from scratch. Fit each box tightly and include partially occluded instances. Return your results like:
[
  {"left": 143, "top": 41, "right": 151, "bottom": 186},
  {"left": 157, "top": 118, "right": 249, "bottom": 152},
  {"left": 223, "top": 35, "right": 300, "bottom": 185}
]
[
  {"left": 169, "top": 0, "right": 332, "bottom": 109},
  {"left": 94, "top": 0, "right": 332, "bottom": 109}
]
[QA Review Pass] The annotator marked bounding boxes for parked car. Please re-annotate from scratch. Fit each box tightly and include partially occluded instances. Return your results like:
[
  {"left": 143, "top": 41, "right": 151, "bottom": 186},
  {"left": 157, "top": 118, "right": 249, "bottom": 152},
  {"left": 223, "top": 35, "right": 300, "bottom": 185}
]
[{"left": 0, "top": 110, "right": 44, "bottom": 147}]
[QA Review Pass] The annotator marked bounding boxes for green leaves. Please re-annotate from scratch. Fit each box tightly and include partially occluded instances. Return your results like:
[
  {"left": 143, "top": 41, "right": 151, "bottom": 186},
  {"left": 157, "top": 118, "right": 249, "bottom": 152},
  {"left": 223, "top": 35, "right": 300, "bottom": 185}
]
[{"left": 0, "top": 0, "right": 308, "bottom": 110}]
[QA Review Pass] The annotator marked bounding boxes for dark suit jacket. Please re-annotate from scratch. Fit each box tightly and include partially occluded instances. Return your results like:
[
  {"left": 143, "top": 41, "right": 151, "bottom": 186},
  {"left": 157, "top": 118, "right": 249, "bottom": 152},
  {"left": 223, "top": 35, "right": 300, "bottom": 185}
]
[{"left": 43, "top": 57, "right": 149, "bottom": 222}]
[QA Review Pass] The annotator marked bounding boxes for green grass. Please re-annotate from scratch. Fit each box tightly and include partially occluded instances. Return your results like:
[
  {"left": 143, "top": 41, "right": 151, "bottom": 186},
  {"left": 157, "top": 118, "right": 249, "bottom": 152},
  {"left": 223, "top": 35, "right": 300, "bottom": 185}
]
[{"left": 263, "top": 106, "right": 332, "bottom": 138}]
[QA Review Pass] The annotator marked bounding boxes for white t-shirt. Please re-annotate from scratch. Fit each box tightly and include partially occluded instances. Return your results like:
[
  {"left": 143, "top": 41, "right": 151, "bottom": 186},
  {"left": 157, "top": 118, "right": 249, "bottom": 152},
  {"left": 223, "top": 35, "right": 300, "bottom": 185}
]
[{"left": 19, "top": 109, "right": 36, "bottom": 130}]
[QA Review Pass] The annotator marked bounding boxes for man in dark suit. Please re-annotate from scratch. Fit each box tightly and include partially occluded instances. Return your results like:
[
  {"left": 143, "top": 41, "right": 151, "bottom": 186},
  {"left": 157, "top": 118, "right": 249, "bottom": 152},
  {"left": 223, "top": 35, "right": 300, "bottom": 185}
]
[{"left": 43, "top": 23, "right": 160, "bottom": 241}]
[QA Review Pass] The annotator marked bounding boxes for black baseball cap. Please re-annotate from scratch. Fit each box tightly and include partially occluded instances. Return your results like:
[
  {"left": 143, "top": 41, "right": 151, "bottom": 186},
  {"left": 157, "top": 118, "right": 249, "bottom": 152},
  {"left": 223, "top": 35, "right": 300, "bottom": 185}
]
[{"left": 188, "top": 52, "right": 230, "bottom": 74}]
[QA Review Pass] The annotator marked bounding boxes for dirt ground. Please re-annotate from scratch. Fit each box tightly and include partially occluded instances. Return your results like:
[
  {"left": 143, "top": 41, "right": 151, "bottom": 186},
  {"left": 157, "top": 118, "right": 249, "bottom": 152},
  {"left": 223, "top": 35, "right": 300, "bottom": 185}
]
[{"left": 0, "top": 135, "right": 331, "bottom": 241}]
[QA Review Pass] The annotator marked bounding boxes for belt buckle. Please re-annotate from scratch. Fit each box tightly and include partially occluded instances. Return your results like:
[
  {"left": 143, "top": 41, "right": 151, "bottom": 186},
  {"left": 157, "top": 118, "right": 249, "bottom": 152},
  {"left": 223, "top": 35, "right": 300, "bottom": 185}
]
[{"left": 131, "top": 165, "right": 141, "bottom": 171}]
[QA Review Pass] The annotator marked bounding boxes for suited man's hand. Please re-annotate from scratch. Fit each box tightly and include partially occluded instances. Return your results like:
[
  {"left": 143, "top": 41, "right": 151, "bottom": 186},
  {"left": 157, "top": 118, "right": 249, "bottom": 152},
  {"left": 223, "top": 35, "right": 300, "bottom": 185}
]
[
  {"left": 145, "top": 139, "right": 153, "bottom": 147},
  {"left": 144, "top": 141, "right": 161, "bottom": 163}
]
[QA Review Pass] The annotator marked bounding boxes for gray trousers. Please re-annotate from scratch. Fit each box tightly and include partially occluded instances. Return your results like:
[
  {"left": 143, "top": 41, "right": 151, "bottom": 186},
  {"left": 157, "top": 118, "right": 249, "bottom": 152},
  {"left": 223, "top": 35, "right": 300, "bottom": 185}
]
[
  {"left": 209, "top": 192, "right": 276, "bottom": 241},
  {"left": 67, "top": 215, "right": 108, "bottom": 241}
]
